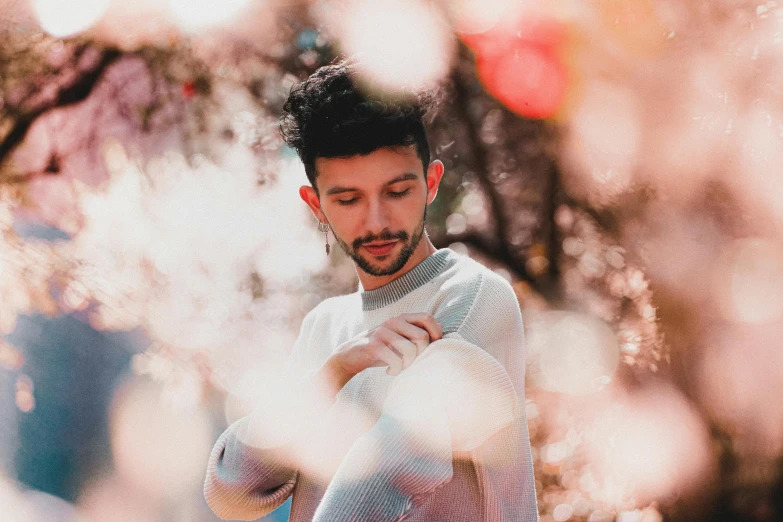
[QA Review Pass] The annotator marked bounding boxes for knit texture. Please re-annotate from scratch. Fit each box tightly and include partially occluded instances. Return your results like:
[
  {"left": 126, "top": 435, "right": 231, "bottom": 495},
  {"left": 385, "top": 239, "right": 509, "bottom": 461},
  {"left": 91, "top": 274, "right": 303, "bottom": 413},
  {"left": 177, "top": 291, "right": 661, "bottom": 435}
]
[{"left": 204, "top": 248, "right": 539, "bottom": 521}]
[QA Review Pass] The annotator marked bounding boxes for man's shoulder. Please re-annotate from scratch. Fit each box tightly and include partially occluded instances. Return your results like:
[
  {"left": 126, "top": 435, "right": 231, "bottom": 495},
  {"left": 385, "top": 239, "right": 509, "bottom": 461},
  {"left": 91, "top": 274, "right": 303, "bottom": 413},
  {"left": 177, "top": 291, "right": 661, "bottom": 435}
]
[
  {"left": 426, "top": 254, "right": 525, "bottom": 377},
  {"left": 431, "top": 254, "right": 519, "bottom": 335},
  {"left": 286, "top": 293, "right": 359, "bottom": 371}
]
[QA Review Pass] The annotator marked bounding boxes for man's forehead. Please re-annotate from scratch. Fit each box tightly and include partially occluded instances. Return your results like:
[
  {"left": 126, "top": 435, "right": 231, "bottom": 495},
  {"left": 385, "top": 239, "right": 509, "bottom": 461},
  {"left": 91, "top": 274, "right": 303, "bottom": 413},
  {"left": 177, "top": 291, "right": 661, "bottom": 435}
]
[{"left": 315, "top": 146, "right": 424, "bottom": 194}]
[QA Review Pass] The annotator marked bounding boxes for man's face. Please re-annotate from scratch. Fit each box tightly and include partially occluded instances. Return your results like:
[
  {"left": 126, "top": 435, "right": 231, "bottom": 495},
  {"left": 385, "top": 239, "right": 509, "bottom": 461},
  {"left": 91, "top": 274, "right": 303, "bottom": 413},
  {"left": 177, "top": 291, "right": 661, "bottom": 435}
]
[{"left": 311, "top": 145, "right": 434, "bottom": 277}]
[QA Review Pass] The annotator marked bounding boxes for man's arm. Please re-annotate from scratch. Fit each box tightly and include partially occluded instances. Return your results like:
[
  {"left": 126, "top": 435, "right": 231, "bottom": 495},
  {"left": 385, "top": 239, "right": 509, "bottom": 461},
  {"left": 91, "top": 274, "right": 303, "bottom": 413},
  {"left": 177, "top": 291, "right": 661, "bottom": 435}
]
[
  {"left": 458, "top": 273, "right": 539, "bottom": 521},
  {"left": 204, "top": 415, "right": 299, "bottom": 521},
  {"left": 312, "top": 335, "right": 518, "bottom": 522},
  {"left": 204, "top": 309, "right": 337, "bottom": 521}
]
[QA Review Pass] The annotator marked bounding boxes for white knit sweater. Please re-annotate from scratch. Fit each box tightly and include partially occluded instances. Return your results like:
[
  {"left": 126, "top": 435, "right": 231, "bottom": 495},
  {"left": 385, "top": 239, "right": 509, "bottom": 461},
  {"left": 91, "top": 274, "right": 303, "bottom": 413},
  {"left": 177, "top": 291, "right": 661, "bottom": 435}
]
[{"left": 204, "top": 248, "right": 539, "bottom": 521}]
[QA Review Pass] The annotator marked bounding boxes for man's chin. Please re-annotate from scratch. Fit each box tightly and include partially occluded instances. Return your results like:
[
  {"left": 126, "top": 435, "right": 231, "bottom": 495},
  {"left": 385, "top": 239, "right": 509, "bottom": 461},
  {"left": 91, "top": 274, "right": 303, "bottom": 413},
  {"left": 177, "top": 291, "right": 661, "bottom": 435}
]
[{"left": 352, "top": 247, "right": 410, "bottom": 277}]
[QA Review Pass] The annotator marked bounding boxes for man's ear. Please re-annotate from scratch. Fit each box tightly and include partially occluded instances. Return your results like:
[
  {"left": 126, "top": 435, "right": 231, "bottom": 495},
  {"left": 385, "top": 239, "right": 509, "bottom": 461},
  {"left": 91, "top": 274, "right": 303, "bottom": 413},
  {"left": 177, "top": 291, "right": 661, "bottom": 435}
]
[
  {"left": 426, "top": 160, "right": 444, "bottom": 205},
  {"left": 299, "top": 185, "right": 326, "bottom": 222}
]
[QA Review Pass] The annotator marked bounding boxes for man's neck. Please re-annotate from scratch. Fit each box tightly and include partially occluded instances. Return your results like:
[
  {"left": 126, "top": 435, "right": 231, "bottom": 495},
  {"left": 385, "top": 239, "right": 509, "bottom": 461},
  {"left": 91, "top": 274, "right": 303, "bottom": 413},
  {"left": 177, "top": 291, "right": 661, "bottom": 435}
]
[{"left": 357, "top": 237, "right": 437, "bottom": 291}]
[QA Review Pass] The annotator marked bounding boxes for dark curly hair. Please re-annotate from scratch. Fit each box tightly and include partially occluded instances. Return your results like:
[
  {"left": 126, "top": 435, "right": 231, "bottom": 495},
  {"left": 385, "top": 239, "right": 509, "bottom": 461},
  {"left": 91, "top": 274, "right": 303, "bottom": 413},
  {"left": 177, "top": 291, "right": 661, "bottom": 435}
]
[{"left": 279, "top": 60, "right": 435, "bottom": 195}]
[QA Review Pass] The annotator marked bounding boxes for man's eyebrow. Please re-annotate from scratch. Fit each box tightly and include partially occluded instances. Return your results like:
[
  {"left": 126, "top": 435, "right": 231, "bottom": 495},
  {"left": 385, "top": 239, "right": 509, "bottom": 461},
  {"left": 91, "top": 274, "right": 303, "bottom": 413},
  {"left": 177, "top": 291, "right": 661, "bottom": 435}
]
[{"left": 325, "top": 172, "right": 419, "bottom": 196}]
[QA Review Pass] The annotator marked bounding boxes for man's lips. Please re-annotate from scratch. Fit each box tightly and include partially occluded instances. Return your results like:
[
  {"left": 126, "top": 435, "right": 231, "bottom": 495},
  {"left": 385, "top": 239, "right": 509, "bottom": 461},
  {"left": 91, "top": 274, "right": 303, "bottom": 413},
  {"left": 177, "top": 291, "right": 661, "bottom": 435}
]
[{"left": 363, "top": 241, "right": 398, "bottom": 255}]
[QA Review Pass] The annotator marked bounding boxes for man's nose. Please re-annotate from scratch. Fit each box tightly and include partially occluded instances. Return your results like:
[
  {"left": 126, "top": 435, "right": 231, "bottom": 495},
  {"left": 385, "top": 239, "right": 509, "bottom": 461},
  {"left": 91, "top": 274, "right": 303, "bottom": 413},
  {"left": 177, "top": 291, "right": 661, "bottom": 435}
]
[{"left": 365, "top": 197, "right": 391, "bottom": 235}]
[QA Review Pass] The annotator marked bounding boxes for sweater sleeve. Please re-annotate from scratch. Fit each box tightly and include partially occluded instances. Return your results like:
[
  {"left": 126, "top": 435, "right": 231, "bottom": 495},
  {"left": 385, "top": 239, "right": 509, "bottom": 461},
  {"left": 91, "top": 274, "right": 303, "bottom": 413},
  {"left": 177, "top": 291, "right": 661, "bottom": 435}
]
[
  {"left": 458, "top": 273, "right": 539, "bottom": 521},
  {"left": 203, "top": 415, "right": 300, "bottom": 521},
  {"left": 312, "top": 334, "right": 518, "bottom": 522},
  {"left": 204, "top": 308, "right": 336, "bottom": 521}
]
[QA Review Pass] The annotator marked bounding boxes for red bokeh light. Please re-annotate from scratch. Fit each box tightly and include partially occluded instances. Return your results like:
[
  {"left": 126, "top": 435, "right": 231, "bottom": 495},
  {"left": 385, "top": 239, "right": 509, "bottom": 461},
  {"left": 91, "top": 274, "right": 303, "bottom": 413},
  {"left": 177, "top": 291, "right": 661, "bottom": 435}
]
[
  {"left": 181, "top": 81, "right": 196, "bottom": 99},
  {"left": 476, "top": 44, "right": 568, "bottom": 120},
  {"left": 461, "top": 12, "right": 570, "bottom": 119},
  {"left": 460, "top": 14, "right": 567, "bottom": 57}
]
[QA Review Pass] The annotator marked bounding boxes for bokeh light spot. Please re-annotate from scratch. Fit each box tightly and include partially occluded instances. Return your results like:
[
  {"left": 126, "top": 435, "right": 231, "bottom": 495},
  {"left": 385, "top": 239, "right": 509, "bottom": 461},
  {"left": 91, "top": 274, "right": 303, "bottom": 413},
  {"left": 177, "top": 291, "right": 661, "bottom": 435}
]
[
  {"left": 338, "top": 0, "right": 454, "bottom": 92},
  {"left": 110, "top": 377, "right": 212, "bottom": 500},
  {"left": 32, "top": 0, "right": 112, "bottom": 37},
  {"left": 168, "top": 0, "right": 252, "bottom": 32},
  {"left": 477, "top": 44, "right": 568, "bottom": 120},
  {"left": 535, "top": 312, "right": 620, "bottom": 395}
]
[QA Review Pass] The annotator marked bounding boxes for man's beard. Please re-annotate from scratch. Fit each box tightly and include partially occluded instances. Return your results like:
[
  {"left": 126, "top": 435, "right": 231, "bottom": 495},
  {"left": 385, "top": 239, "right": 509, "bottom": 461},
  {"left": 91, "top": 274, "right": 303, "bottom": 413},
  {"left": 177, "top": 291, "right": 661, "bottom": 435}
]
[{"left": 332, "top": 205, "right": 428, "bottom": 277}]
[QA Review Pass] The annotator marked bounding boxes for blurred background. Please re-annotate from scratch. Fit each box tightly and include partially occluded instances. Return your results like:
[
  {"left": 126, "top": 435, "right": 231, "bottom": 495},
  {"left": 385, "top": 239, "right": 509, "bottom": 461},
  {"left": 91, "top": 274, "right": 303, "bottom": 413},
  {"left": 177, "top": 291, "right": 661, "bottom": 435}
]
[{"left": 0, "top": 0, "right": 781, "bottom": 521}]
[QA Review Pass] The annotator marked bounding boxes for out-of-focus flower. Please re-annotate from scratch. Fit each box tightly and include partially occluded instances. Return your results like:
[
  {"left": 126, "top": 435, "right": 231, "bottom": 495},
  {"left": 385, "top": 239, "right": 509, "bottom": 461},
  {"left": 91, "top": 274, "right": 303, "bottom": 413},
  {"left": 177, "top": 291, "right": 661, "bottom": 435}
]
[
  {"left": 110, "top": 377, "right": 212, "bottom": 501},
  {"left": 560, "top": 81, "right": 639, "bottom": 205},
  {"left": 15, "top": 375, "right": 35, "bottom": 413},
  {"left": 325, "top": 0, "right": 455, "bottom": 93},
  {"left": 77, "top": 474, "right": 158, "bottom": 521},
  {"left": 69, "top": 147, "right": 326, "bottom": 391},
  {"left": 32, "top": 0, "right": 112, "bottom": 37},
  {"left": 168, "top": 0, "right": 252, "bottom": 32},
  {"left": 445, "top": 0, "right": 519, "bottom": 35},
  {"left": 698, "top": 322, "right": 783, "bottom": 456},
  {"left": 585, "top": 384, "right": 712, "bottom": 505},
  {"left": 0, "top": 341, "right": 24, "bottom": 370},
  {"left": 714, "top": 237, "right": 783, "bottom": 325},
  {"left": 596, "top": 0, "right": 667, "bottom": 58},
  {"left": 526, "top": 311, "right": 620, "bottom": 394}
]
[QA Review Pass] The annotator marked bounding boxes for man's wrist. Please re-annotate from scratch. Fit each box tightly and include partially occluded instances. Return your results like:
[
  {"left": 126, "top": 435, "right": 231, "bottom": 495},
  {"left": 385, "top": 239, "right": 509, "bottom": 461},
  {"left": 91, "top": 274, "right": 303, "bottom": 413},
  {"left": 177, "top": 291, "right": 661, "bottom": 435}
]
[{"left": 313, "top": 357, "right": 351, "bottom": 399}]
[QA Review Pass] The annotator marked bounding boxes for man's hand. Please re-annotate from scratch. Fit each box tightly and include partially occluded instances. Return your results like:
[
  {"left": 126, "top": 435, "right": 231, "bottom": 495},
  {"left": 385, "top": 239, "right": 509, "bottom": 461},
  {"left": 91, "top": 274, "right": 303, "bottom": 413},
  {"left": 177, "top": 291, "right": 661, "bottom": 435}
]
[{"left": 315, "top": 313, "right": 443, "bottom": 398}]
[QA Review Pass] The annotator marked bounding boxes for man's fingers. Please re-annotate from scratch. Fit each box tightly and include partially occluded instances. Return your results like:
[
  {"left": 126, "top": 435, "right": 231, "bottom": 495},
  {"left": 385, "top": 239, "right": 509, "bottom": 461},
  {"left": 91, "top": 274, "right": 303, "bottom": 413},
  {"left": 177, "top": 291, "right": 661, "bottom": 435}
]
[
  {"left": 374, "top": 344, "right": 403, "bottom": 376},
  {"left": 384, "top": 318, "right": 429, "bottom": 356},
  {"left": 368, "top": 315, "right": 444, "bottom": 376},
  {"left": 402, "top": 313, "right": 443, "bottom": 342},
  {"left": 379, "top": 330, "right": 418, "bottom": 370}
]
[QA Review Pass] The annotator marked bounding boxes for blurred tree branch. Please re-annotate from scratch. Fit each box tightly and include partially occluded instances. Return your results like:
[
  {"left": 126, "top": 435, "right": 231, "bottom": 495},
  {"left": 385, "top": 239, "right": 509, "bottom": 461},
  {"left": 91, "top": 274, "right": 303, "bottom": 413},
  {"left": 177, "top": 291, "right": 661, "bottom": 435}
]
[
  {"left": 442, "top": 52, "right": 565, "bottom": 302},
  {"left": 0, "top": 47, "right": 122, "bottom": 174},
  {"left": 447, "top": 67, "right": 537, "bottom": 279}
]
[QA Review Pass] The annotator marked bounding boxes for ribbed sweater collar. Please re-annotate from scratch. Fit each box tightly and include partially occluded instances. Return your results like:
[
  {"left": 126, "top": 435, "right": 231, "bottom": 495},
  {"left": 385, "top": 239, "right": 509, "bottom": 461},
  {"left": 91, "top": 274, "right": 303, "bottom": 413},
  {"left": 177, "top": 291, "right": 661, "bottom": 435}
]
[{"left": 359, "top": 248, "right": 458, "bottom": 311}]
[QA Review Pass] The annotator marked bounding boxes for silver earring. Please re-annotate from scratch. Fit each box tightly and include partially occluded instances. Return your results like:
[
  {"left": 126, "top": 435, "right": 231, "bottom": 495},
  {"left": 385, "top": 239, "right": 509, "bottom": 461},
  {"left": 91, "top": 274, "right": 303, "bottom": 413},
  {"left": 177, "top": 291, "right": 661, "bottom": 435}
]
[{"left": 318, "top": 221, "right": 331, "bottom": 255}]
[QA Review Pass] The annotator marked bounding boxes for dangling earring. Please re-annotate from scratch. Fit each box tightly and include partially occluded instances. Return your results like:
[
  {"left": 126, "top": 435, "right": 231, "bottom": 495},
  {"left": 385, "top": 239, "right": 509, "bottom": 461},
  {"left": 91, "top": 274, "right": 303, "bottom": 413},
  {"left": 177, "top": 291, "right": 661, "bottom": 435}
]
[{"left": 318, "top": 221, "right": 331, "bottom": 255}]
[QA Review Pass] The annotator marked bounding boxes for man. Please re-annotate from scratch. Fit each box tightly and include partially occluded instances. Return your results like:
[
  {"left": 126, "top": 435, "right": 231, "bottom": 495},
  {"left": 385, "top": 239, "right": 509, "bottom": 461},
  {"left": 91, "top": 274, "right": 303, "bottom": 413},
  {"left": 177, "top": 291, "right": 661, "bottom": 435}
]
[{"left": 204, "top": 61, "right": 538, "bottom": 522}]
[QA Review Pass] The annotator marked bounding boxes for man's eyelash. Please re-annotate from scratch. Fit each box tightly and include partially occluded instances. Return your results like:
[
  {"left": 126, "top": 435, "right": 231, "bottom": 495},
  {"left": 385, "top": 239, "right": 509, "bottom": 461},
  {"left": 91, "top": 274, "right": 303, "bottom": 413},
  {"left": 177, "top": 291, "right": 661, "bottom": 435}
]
[{"left": 337, "top": 189, "right": 410, "bottom": 206}]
